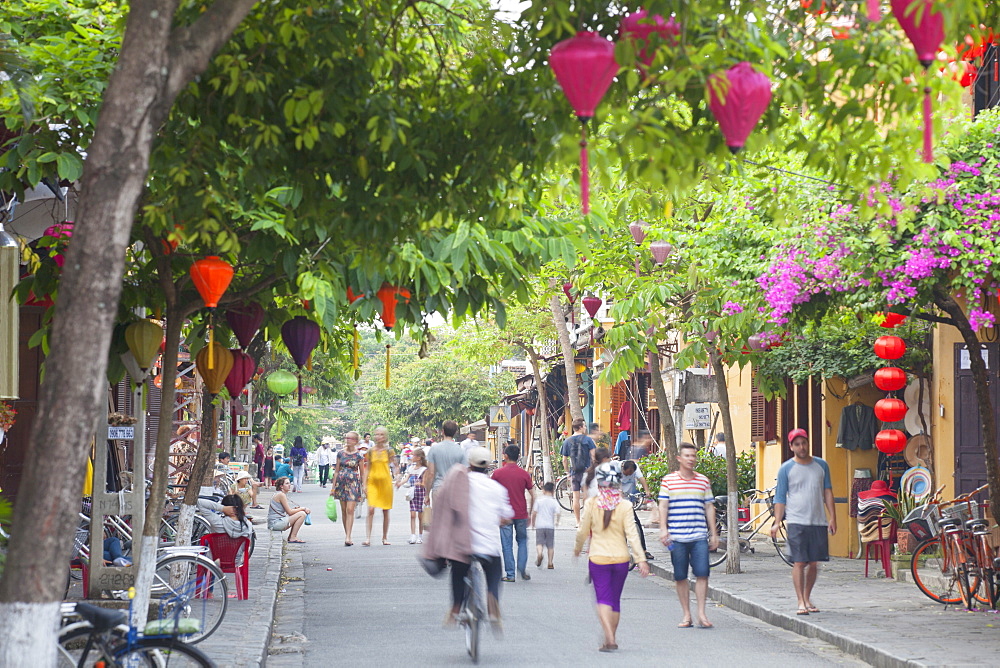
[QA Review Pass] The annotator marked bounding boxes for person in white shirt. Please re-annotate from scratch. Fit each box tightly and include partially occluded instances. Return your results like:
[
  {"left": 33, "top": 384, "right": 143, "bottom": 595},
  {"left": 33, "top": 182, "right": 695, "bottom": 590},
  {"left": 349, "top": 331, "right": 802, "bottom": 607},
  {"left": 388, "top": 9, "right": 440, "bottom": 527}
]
[
  {"left": 461, "top": 432, "right": 479, "bottom": 454},
  {"left": 316, "top": 442, "right": 334, "bottom": 488},
  {"left": 531, "top": 482, "right": 561, "bottom": 569},
  {"left": 710, "top": 433, "right": 726, "bottom": 458}
]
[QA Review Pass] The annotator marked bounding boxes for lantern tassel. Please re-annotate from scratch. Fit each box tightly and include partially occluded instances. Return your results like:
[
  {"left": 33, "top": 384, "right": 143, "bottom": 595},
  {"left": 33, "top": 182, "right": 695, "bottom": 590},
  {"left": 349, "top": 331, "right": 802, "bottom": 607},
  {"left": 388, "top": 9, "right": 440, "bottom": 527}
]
[
  {"left": 922, "top": 85, "right": 933, "bottom": 164},
  {"left": 579, "top": 121, "right": 590, "bottom": 215},
  {"left": 385, "top": 344, "right": 391, "bottom": 389},
  {"left": 352, "top": 329, "right": 360, "bottom": 372},
  {"left": 635, "top": 257, "right": 640, "bottom": 277},
  {"left": 866, "top": 0, "right": 880, "bottom": 22},
  {"left": 208, "top": 322, "right": 214, "bottom": 369},
  {"left": 306, "top": 353, "right": 313, "bottom": 372}
]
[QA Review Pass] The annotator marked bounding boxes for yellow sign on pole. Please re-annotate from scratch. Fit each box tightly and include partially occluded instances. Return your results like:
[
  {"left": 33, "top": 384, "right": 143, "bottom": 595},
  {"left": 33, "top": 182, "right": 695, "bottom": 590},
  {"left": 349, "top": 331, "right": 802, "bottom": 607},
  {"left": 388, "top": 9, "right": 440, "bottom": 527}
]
[{"left": 489, "top": 405, "right": 511, "bottom": 426}]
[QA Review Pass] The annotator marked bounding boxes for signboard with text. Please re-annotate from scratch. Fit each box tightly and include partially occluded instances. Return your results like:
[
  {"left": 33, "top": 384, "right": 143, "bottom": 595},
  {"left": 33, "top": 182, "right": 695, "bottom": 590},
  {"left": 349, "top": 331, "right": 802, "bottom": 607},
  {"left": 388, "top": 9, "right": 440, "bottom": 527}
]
[
  {"left": 108, "top": 426, "right": 135, "bottom": 440},
  {"left": 683, "top": 403, "right": 712, "bottom": 430}
]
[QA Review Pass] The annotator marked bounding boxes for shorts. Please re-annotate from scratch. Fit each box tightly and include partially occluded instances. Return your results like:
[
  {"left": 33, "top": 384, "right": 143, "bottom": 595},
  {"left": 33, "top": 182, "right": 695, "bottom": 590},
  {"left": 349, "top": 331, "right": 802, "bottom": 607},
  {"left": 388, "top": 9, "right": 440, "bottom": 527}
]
[
  {"left": 786, "top": 524, "right": 830, "bottom": 563},
  {"left": 571, "top": 470, "right": 587, "bottom": 492},
  {"left": 535, "top": 528, "right": 555, "bottom": 549},
  {"left": 268, "top": 517, "right": 290, "bottom": 531},
  {"left": 588, "top": 560, "right": 629, "bottom": 612},
  {"left": 670, "top": 538, "right": 710, "bottom": 580}
]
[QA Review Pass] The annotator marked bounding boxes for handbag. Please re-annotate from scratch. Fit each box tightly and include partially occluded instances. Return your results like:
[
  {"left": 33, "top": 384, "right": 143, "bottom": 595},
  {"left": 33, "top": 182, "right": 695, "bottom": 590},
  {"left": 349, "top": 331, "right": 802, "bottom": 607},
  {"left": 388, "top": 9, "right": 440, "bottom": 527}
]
[
  {"left": 405, "top": 486, "right": 415, "bottom": 501},
  {"left": 326, "top": 496, "right": 338, "bottom": 522}
]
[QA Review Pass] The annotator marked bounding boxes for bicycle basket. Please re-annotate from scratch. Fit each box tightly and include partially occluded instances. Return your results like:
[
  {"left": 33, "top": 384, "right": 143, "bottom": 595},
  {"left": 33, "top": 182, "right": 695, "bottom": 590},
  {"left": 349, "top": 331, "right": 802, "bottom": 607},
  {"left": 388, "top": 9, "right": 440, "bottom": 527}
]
[
  {"left": 903, "top": 503, "right": 941, "bottom": 541},
  {"left": 941, "top": 500, "right": 979, "bottom": 525}
]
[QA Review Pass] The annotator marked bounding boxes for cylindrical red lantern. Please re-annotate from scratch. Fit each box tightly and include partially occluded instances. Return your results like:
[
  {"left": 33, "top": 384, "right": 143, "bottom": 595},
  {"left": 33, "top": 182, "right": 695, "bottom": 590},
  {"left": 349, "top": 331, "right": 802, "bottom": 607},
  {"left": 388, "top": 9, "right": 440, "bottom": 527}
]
[
  {"left": 877, "top": 312, "right": 907, "bottom": 328},
  {"left": 582, "top": 296, "right": 602, "bottom": 319},
  {"left": 189, "top": 256, "right": 234, "bottom": 309},
  {"left": 619, "top": 9, "right": 680, "bottom": 69},
  {"left": 707, "top": 62, "right": 773, "bottom": 154},
  {"left": 376, "top": 284, "right": 410, "bottom": 330},
  {"left": 224, "top": 349, "right": 256, "bottom": 398},
  {"left": 875, "top": 429, "right": 907, "bottom": 454},
  {"left": 874, "top": 335, "right": 906, "bottom": 360},
  {"left": 549, "top": 31, "right": 618, "bottom": 214},
  {"left": 225, "top": 302, "right": 265, "bottom": 350},
  {"left": 874, "top": 366, "right": 908, "bottom": 392},
  {"left": 874, "top": 397, "right": 908, "bottom": 423},
  {"left": 890, "top": 0, "right": 944, "bottom": 163}
]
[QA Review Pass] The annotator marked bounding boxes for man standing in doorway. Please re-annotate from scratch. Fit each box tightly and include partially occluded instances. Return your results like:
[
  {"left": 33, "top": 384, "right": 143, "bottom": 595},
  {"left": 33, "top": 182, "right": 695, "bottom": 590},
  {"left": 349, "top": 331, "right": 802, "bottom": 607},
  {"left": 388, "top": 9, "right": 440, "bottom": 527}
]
[
  {"left": 560, "top": 418, "right": 596, "bottom": 526},
  {"left": 492, "top": 445, "right": 535, "bottom": 582},
  {"left": 770, "top": 428, "right": 837, "bottom": 616},
  {"left": 658, "top": 442, "right": 718, "bottom": 628}
]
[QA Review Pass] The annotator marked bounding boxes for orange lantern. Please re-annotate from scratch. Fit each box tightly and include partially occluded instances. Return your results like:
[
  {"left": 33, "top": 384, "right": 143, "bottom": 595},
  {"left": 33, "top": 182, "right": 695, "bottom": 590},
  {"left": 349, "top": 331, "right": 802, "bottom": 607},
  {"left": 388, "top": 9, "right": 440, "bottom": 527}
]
[
  {"left": 376, "top": 284, "right": 411, "bottom": 330},
  {"left": 874, "top": 335, "right": 906, "bottom": 360},
  {"left": 874, "top": 367, "right": 908, "bottom": 392},
  {"left": 190, "top": 256, "right": 234, "bottom": 369}
]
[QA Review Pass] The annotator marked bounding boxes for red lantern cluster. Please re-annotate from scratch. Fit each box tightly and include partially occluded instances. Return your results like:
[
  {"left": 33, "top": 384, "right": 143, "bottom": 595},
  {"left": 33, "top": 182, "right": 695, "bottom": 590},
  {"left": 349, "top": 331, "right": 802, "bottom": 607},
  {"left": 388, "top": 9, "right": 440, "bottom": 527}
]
[
  {"left": 877, "top": 311, "right": 907, "bottom": 328},
  {"left": 377, "top": 284, "right": 411, "bottom": 330},
  {"left": 874, "top": 331, "right": 909, "bottom": 454}
]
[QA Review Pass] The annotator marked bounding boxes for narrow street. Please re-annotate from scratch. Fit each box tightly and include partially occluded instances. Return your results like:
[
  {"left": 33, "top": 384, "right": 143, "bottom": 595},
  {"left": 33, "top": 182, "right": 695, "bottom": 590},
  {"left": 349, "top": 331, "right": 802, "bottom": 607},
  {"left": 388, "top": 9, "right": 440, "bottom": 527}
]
[{"left": 266, "top": 483, "right": 863, "bottom": 667}]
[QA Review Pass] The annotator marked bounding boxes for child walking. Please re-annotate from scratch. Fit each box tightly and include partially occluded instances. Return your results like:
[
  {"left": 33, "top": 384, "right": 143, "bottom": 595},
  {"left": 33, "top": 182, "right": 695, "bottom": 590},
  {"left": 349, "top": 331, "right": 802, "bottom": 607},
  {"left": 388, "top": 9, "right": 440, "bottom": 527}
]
[
  {"left": 532, "top": 481, "right": 561, "bottom": 569},
  {"left": 397, "top": 447, "right": 427, "bottom": 544}
]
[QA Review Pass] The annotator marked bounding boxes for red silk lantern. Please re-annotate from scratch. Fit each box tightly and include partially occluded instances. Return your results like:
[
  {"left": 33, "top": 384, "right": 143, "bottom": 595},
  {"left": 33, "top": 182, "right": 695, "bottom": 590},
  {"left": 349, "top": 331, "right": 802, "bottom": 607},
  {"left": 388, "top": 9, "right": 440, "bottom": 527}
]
[
  {"left": 190, "top": 256, "right": 234, "bottom": 369},
  {"left": 224, "top": 349, "right": 255, "bottom": 398},
  {"left": 874, "top": 366, "right": 908, "bottom": 391},
  {"left": 562, "top": 282, "right": 575, "bottom": 304},
  {"left": 225, "top": 302, "right": 264, "bottom": 350},
  {"left": 582, "top": 296, "right": 602, "bottom": 319},
  {"left": 281, "top": 316, "right": 321, "bottom": 406},
  {"left": 346, "top": 287, "right": 362, "bottom": 304},
  {"left": 875, "top": 429, "right": 907, "bottom": 454},
  {"left": 877, "top": 311, "right": 907, "bottom": 328},
  {"left": 619, "top": 9, "right": 680, "bottom": 69},
  {"left": 890, "top": 0, "right": 944, "bottom": 163},
  {"left": 800, "top": 0, "right": 827, "bottom": 15},
  {"left": 708, "top": 62, "right": 773, "bottom": 154},
  {"left": 874, "top": 397, "right": 908, "bottom": 423},
  {"left": 549, "top": 31, "right": 618, "bottom": 215},
  {"left": 650, "top": 240, "right": 672, "bottom": 265},
  {"left": 874, "top": 335, "right": 906, "bottom": 360},
  {"left": 376, "top": 284, "right": 410, "bottom": 330}
]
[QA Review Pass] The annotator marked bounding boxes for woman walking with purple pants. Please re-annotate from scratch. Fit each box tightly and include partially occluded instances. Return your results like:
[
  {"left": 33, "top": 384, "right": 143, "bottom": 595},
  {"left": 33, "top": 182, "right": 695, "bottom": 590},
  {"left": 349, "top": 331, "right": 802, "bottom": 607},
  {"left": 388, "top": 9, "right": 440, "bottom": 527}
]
[{"left": 574, "top": 462, "right": 649, "bottom": 652}]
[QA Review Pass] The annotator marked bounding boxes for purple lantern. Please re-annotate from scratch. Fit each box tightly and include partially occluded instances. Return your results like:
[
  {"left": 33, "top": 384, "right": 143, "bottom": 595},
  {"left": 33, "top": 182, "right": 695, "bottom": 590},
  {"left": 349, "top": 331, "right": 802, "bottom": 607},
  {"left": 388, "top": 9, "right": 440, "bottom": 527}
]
[
  {"left": 619, "top": 9, "right": 680, "bottom": 70},
  {"left": 225, "top": 302, "right": 265, "bottom": 350},
  {"left": 890, "top": 0, "right": 944, "bottom": 163},
  {"left": 708, "top": 62, "right": 773, "bottom": 154},
  {"left": 650, "top": 240, "right": 672, "bottom": 265},
  {"left": 550, "top": 32, "right": 618, "bottom": 215},
  {"left": 281, "top": 315, "right": 321, "bottom": 405},
  {"left": 224, "top": 349, "right": 256, "bottom": 398}
]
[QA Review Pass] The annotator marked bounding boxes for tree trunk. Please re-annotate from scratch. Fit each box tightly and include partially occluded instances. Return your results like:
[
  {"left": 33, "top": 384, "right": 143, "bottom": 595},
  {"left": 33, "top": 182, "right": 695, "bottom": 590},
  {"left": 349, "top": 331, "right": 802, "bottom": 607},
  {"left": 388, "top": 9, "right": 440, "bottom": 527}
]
[
  {"left": 709, "top": 349, "right": 741, "bottom": 574},
  {"left": 550, "top": 295, "right": 584, "bottom": 424},
  {"left": 647, "top": 350, "right": 677, "bottom": 462},
  {"left": 178, "top": 390, "right": 220, "bottom": 545},
  {"left": 933, "top": 286, "right": 1000, "bottom": 526},
  {"left": 0, "top": 0, "right": 257, "bottom": 654},
  {"left": 524, "top": 346, "right": 552, "bottom": 483}
]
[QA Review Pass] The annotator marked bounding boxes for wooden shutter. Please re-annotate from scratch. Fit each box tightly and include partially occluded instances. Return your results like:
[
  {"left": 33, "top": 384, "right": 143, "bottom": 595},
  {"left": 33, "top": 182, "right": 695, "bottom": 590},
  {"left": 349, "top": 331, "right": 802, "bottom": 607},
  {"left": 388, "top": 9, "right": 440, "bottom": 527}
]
[{"left": 751, "top": 378, "right": 778, "bottom": 443}]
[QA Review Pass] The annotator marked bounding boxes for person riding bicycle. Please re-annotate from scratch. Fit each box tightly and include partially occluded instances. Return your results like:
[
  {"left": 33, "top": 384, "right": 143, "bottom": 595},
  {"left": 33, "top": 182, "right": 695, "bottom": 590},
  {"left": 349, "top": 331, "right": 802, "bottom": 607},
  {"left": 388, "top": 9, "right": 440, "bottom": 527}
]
[
  {"left": 621, "top": 460, "right": 655, "bottom": 561},
  {"left": 422, "top": 446, "right": 513, "bottom": 629}
]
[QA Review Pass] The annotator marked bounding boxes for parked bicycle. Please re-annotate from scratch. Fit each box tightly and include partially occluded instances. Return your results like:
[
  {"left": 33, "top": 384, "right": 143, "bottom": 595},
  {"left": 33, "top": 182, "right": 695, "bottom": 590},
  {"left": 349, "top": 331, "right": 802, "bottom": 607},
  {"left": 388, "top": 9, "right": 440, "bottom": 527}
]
[
  {"left": 57, "top": 586, "right": 215, "bottom": 667},
  {"left": 712, "top": 487, "right": 791, "bottom": 568}
]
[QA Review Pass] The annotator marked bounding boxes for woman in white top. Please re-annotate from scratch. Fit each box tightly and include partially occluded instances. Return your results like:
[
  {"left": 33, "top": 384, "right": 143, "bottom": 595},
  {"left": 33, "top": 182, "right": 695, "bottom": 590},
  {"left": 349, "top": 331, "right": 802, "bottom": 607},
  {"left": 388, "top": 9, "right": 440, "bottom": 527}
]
[{"left": 268, "top": 477, "right": 311, "bottom": 543}]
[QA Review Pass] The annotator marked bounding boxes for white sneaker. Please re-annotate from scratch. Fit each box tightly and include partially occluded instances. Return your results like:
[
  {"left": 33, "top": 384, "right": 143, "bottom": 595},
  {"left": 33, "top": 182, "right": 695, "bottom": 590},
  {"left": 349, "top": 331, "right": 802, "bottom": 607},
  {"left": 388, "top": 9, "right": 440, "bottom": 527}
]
[
  {"left": 408, "top": 535, "right": 417, "bottom": 544},
  {"left": 416, "top": 536, "right": 423, "bottom": 544}
]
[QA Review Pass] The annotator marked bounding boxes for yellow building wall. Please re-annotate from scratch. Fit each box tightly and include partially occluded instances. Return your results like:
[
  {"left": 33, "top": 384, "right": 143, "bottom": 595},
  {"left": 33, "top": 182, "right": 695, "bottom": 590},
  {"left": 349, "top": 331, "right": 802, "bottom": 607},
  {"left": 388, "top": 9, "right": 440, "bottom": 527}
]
[
  {"left": 720, "top": 364, "right": 755, "bottom": 455},
  {"left": 931, "top": 324, "right": 961, "bottom": 499}
]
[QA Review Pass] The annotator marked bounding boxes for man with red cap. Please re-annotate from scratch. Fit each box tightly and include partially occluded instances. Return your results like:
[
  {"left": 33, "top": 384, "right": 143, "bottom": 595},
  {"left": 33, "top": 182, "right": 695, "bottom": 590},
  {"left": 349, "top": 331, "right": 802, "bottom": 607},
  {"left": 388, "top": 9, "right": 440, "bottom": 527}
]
[{"left": 771, "top": 428, "right": 837, "bottom": 616}]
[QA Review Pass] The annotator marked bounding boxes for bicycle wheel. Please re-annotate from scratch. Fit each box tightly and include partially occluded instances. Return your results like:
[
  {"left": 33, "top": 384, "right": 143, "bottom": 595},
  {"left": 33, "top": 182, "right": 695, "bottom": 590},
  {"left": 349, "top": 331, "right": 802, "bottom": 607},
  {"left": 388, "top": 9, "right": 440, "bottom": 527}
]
[
  {"left": 151, "top": 554, "right": 228, "bottom": 643},
  {"left": 710, "top": 512, "right": 728, "bottom": 568},
  {"left": 554, "top": 476, "right": 573, "bottom": 512},
  {"left": 114, "top": 637, "right": 214, "bottom": 667},
  {"left": 910, "top": 537, "right": 973, "bottom": 604},
  {"left": 771, "top": 521, "right": 792, "bottom": 566},
  {"left": 462, "top": 564, "right": 485, "bottom": 664},
  {"left": 57, "top": 624, "right": 127, "bottom": 667}
]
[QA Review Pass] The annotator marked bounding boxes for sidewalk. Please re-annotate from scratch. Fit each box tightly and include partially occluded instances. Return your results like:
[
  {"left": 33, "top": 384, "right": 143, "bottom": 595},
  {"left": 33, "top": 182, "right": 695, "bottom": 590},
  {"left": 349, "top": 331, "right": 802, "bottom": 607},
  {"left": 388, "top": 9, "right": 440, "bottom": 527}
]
[
  {"left": 646, "top": 536, "right": 1000, "bottom": 667},
  {"left": 197, "top": 487, "right": 284, "bottom": 667}
]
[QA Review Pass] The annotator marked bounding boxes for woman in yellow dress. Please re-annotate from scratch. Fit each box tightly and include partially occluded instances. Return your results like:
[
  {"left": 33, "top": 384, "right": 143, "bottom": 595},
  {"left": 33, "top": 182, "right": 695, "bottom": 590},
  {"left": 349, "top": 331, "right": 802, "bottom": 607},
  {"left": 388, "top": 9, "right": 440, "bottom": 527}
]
[{"left": 363, "top": 426, "right": 396, "bottom": 546}]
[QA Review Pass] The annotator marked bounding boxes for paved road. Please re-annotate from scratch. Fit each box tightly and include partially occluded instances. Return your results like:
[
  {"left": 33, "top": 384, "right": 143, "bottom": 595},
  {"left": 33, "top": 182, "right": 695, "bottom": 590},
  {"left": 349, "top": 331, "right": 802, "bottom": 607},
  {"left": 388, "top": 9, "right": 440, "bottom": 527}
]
[{"left": 268, "top": 483, "right": 864, "bottom": 667}]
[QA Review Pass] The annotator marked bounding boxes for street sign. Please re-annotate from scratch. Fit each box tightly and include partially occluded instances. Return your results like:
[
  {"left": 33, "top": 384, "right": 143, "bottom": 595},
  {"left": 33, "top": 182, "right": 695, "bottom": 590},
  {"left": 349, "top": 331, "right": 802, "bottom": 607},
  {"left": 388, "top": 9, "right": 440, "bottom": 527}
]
[
  {"left": 488, "top": 405, "right": 511, "bottom": 426},
  {"left": 108, "top": 426, "right": 135, "bottom": 440},
  {"left": 236, "top": 429, "right": 251, "bottom": 436},
  {"left": 684, "top": 403, "right": 712, "bottom": 430}
]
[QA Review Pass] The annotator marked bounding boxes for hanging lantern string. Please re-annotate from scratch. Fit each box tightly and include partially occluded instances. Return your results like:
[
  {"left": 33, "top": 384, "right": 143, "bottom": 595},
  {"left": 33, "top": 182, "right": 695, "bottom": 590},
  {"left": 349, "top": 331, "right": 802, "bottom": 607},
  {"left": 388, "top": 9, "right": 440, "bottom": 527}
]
[
  {"left": 297, "top": 370, "right": 303, "bottom": 406},
  {"left": 385, "top": 344, "right": 391, "bottom": 389},
  {"left": 922, "top": 83, "right": 933, "bottom": 164},
  {"left": 579, "top": 119, "right": 590, "bottom": 215},
  {"left": 352, "top": 329, "right": 360, "bottom": 372},
  {"left": 207, "top": 310, "right": 215, "bottom": 369}
]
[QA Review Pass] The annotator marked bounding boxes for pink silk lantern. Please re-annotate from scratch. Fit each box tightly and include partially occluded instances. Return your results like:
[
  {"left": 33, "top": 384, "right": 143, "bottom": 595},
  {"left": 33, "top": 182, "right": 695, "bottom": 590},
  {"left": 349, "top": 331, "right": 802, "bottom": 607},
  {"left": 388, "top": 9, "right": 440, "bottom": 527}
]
[
  {"left": 707, "top": 62, "right": 773, "bottom": 154},
  {"left": 562, "top": 282, "right": 575, "bottom": 304},
  {"left": 867, "top": 0, "right": 881, "bottom": 22},
  {"left": 619, "top": 9, "right": 680, "bottom": 69},
  {"left": 629, "top": 221, "right": 648, "bottom": 276},
  {"left": 650, "top": 240, "right": 672, "bottom": 265},
  {"left": 582, "top": 296, "right": 602, "bottom": 318},
  {"left": 549, "top": 31, "right": 618, "bottom": 215},
  {"left": 890, "top": 0, "right": 944, "bottom": 163},
  {"left": 224, "top": 349, "right": 256, "bottom": 398}
]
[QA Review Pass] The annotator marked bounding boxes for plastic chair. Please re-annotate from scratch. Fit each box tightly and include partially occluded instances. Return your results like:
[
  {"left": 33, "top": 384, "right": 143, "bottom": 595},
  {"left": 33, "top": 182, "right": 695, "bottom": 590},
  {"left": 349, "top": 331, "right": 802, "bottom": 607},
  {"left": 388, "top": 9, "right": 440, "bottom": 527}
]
[
  {"left": 862, "top": 514, "right": 897, "bottom": 578},
  {"left": 199, "top": 533, "right": 251, "bottom": 600}
]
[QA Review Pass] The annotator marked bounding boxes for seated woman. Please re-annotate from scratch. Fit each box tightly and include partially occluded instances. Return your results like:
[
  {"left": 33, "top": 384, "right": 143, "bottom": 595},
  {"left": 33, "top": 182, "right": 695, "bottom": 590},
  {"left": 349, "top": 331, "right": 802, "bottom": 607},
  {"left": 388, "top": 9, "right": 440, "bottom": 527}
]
[
  {"left": 267, "top": 477, "right": 310, "bottom": 544},
  {"left": 197, "top": 493, "right": 253, "bottom": 539},
  {"left": 235, "top": 471, "right": 263, "bottom": 510}
]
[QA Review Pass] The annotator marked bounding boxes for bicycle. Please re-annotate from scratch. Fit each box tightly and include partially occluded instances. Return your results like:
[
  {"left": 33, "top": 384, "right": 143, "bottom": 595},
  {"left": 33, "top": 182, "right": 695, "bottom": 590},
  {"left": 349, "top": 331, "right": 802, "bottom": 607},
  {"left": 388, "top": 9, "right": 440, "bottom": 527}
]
[
  {"left": 711, "top": 487, "right": 791, "bottom": 568},
  {"left": 57, "top": 587, "right": 215, "bottom": 667},
  {"left": 531, "top": 464, "right": 544, "bottom": 490},
  {"left": 554, "top": 474, "right": 574, "bottom": 512},
  {"left": 456, "top": 558, "right": 488, "bottom": 663}
]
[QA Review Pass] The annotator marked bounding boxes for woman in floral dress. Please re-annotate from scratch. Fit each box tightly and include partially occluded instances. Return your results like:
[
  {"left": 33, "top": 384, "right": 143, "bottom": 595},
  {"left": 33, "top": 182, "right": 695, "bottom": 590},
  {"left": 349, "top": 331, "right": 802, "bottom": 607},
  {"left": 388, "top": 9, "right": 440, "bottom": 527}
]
[{"left": 331, "top": 431, "right": 365, "bottom": 546}]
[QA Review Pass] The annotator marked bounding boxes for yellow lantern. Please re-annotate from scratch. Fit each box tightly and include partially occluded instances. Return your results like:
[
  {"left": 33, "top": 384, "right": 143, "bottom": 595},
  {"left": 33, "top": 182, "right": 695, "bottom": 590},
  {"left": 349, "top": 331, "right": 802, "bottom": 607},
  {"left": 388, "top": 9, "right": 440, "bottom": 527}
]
[
  {"left": 124, "top": 319, "right": 163, "bottom": 373},
  {"left": 195, "top": 343, "right": 234, "bottom": 396}
]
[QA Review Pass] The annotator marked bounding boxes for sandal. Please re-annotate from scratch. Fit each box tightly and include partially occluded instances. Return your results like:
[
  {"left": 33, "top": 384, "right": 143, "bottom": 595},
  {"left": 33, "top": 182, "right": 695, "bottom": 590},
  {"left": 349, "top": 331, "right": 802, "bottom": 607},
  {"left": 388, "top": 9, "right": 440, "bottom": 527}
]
[
  {"left": 677, "top": 620, "right": 693, "bottom": 628},
  {"left": 382, "top": 540, "right": 392, "bottom": 546},
  {"left": 288, "top": 539, "right": 306, "bottom": 544},
  {"left": 806, "top": 606, "right": 820, "bottom": 613},
  {"left": 796, "top": 608, "right": 810, "bottom": 616},
  {"left": 362, "top": 541, "right": 371, "bottom": 547}
]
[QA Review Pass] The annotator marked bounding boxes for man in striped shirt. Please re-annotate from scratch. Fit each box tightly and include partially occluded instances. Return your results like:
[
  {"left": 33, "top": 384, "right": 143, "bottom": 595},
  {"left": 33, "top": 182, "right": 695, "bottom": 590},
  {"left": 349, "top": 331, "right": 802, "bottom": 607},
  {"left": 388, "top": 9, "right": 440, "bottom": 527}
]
[{"left": 658, "top": 442, "right": 718, "bottom": 629}]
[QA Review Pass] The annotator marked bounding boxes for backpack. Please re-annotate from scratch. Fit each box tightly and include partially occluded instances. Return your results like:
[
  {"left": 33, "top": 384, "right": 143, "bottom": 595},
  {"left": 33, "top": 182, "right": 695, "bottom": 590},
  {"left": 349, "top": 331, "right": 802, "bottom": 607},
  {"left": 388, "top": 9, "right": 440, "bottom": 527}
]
[
  {"left": 567, "top": 435, "right": 592, "bottom": 472},
  {"left": 292, "top": 454, "right": 304, "bottom": 467}
]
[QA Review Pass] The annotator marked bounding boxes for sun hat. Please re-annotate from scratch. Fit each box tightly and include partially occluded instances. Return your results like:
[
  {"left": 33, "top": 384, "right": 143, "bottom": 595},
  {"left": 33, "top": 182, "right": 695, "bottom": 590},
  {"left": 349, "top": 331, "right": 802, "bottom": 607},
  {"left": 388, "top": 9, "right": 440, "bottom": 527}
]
[
  {"left": 787, "top": 428, "right": 809, "bottom": 444},
  {"left": 903, "top": 434, "right": 932, "bottom": 468},
  {"left": 235, "top": 471, "right": 252, "bottom": 481},
  {"left": 467, "top": 446, "right": 492, "bottom": 469},
  {"left": 595, "top": 461, "right": 622, "bottom": 487},
  {"left": 857, "top": 479, "right": 897, "bottom": 500}
]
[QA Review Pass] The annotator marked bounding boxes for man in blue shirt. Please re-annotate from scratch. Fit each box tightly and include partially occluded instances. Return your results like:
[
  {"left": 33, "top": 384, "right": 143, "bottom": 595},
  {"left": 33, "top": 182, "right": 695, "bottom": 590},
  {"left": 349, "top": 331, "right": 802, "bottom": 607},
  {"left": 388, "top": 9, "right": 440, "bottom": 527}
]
[{"left": 771, "top": 428, "right": 837, "bottom": 616}]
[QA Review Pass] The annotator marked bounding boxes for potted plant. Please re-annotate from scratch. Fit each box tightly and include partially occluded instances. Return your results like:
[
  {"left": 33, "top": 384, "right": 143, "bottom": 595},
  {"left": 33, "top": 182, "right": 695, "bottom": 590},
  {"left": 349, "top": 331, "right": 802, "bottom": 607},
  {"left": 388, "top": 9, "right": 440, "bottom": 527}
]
[
  {"left": 0, "top": 401, "right": 16, "bottom": 444},
  {"left": 882, "top": 489, "right": 919, "bottom": 555}
]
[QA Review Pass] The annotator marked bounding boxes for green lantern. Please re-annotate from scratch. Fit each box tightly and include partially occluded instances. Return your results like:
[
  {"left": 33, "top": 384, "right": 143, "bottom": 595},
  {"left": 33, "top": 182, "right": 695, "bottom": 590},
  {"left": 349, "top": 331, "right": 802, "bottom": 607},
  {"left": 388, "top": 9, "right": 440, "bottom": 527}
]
[
  {"left": 266, "top": 370, "right": 297, "bottom": 396},
  {"left": 125, "top": 319, "right": 163, "bottom": 374}
]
